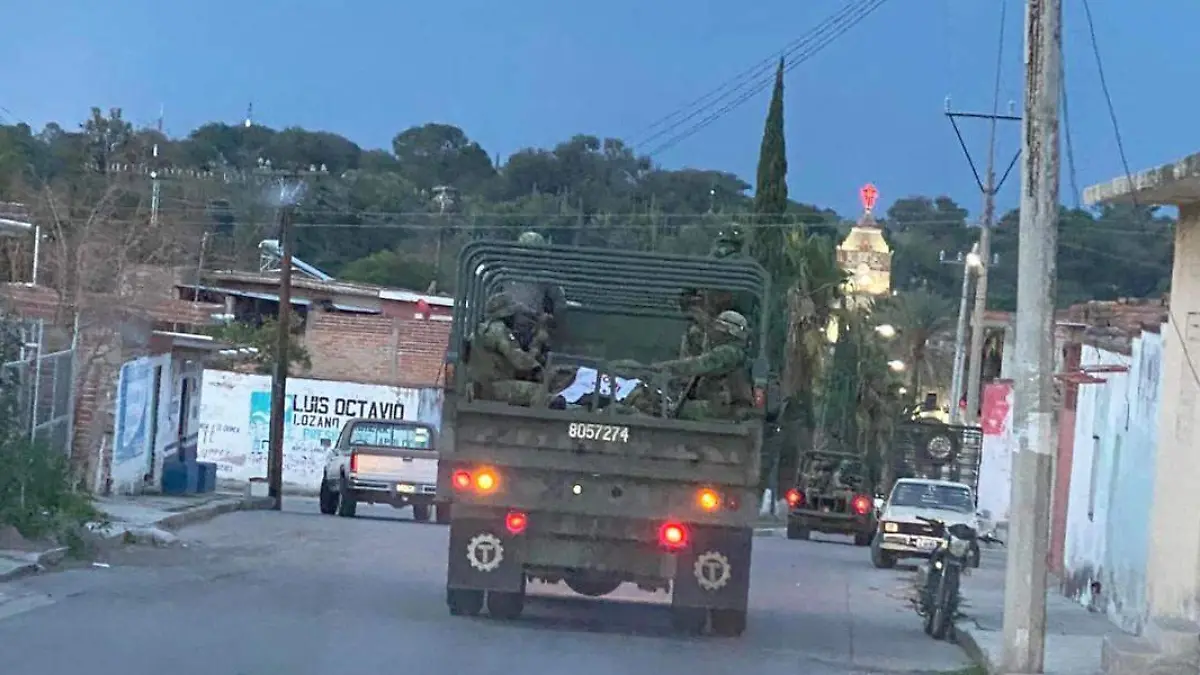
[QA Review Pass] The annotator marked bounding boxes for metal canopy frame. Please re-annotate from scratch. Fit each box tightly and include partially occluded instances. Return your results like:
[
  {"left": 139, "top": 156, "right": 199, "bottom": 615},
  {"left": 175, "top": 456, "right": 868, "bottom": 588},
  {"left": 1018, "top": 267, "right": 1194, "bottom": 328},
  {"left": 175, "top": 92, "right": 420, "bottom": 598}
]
[{"left": 449, "top": 242, "right": 771, "bottom": 366}]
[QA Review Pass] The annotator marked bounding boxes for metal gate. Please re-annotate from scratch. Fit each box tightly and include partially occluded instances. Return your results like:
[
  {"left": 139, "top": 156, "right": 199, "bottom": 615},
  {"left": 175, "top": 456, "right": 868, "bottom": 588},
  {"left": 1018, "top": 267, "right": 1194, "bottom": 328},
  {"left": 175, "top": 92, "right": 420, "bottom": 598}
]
[{"left": 1, "top": 318, "right": 76, "bottom": 455}]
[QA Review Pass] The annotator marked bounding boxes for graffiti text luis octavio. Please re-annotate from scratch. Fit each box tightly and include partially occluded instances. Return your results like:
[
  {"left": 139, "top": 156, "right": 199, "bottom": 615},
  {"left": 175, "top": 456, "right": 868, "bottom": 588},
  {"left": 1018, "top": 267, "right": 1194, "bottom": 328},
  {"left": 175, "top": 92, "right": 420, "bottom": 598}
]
[{"left": 290, "top": 395, "right": 406, "bottom": 428}]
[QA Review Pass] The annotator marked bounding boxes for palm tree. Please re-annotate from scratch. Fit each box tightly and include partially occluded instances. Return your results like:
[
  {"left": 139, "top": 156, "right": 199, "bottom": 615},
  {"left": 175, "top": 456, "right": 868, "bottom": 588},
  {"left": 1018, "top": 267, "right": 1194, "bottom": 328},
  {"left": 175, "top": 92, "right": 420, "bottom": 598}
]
[{"left": 871, "top": 288, "right": 956, "bottom": 397}]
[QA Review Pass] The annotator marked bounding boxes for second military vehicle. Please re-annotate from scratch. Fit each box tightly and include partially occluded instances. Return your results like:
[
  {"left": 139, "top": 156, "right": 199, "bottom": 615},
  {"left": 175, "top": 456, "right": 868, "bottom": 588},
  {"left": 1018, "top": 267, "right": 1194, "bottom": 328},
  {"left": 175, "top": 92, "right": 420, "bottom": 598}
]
[
  {"left": 436, "top": 241, "right": 771, "bottom": 637},
  {"left": 784, "top": 449, "right": 876, "bottom": 545}
]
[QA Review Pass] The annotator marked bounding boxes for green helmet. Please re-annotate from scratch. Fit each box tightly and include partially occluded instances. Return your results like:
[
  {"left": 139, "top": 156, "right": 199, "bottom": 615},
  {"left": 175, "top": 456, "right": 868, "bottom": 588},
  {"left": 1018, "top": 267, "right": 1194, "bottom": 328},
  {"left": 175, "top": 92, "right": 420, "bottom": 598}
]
[
  {"left": 712, "top": 310, "right": 749, "bottom": 343},
  {"left": 710, "top": 226, "right": 745, "bottom": 258},
  {"left": 484, "top": 292, "right": 518, "bottom": 320},
  {"left": 517, "top": 231, "right": 546, "bottom": 246}
]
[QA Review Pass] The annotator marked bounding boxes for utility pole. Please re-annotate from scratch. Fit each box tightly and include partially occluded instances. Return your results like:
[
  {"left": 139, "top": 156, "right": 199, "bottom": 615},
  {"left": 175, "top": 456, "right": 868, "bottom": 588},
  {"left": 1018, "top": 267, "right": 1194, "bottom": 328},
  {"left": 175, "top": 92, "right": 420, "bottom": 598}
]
[
  {"left": 942, "top": 244, "right": 981, "bottom": 424},
  {"left": 267, "top": 201, "right": 294, "bottom": 510},
  {"left": 1001, "top": 0, "right": 1060, "bottom": 671}
]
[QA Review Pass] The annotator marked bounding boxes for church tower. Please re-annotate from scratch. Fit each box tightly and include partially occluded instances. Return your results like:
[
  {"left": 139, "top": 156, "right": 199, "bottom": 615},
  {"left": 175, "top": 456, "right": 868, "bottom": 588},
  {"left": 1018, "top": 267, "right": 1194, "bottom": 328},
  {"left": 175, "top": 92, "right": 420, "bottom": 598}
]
[{"left": 837, "top": 183, "right": 893, "bottom": 310}]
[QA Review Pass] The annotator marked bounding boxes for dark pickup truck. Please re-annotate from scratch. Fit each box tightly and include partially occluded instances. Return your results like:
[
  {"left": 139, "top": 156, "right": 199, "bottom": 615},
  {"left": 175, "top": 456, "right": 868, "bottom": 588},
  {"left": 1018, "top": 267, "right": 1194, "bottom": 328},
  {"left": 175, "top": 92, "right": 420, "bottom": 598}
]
[{"left": 785, "top": 450, "right": 876, "bottom": 546}]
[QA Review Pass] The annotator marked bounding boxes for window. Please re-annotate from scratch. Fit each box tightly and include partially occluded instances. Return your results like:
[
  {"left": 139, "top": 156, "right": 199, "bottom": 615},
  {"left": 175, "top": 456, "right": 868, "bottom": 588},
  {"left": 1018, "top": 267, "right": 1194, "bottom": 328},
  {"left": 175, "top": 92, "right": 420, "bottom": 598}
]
[
  {"left": 347, "top": 422, "right": 434, "bottom": 450},
  {"left": 889, "top": 482, "right": 974, "bottom": 513}
]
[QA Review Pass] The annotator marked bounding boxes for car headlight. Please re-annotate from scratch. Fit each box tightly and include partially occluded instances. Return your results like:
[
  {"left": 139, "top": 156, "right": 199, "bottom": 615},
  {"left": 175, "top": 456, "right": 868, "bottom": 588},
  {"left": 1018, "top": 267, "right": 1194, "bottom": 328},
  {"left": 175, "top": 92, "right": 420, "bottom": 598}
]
[
  {"left": 948, "top": 537, "right": 971, "bottom": 558},
  {"left": 883, "top": 521, "right": 899, "bottom": 533}
]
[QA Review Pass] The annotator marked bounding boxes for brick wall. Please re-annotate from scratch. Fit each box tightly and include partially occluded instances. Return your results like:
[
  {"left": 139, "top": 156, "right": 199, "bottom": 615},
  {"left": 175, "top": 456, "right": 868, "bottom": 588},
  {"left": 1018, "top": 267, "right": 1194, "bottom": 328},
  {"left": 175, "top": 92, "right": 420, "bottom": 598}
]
[{"left": 303, "top": 309, "right": 450, "bottom": 387}]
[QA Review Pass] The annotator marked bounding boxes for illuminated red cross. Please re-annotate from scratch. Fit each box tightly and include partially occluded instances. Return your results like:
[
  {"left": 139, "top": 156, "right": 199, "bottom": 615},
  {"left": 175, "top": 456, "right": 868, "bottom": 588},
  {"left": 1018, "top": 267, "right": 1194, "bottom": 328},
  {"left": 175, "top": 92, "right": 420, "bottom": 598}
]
[{"left": 859, "top": 183, "right": 879, "bottom": 213}]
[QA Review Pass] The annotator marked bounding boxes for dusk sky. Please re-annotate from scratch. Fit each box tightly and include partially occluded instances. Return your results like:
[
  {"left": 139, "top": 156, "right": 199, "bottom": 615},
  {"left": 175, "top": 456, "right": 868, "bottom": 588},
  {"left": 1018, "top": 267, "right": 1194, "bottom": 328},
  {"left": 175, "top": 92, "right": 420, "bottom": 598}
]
[{"left": 2, "top": 0, "right": 1195, "bottom": 218}]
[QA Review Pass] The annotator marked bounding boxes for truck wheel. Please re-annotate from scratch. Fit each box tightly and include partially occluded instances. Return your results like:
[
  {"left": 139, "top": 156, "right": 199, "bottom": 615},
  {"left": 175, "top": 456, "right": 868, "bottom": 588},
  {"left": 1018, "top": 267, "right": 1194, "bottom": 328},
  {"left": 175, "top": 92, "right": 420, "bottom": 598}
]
[
  {"left": 336, "top": 477, "right": 357, "bottom": 518},
  {"left": 564, "top": 576, "right": 622, "bottom": 598},
  {"left": 853, "top": 531, "right": 871, "bottom": 547},
  {"left": 435, "top": 503, "right": 452, "bottom": 525},
  {"left": 671, "top": 607, "right": 707, "bottom": 635},
  {"left": 710, "top": 608, "right": 747, "bottom": 637},
  {"left": 447, "top": 588, "right": 483, "bottom": 617},
  {"left": 486, "top": 590, "right": 525, "bottom": 620},
  {"left": 870, "top": 536, "right": 896, "bottom": 569},
  {"left": 412, "top": 504, "right": 432, "bottom": 522},
  {"left": 318, "top": 480, "right": 338, "bottom": 515},
  {"left": 786, "top": 523, "right": 810, "bottom": 540}
]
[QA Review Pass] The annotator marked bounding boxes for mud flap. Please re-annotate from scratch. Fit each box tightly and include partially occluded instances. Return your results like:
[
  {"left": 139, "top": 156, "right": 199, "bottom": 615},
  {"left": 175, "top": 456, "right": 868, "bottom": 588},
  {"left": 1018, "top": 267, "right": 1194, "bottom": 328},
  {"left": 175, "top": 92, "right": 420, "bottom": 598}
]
[
  {"left": 446, "top": 518, "right": 526, "bottom": 592},
  {"left": 671, "top": 526, "right": 753, "bottom": 610}
]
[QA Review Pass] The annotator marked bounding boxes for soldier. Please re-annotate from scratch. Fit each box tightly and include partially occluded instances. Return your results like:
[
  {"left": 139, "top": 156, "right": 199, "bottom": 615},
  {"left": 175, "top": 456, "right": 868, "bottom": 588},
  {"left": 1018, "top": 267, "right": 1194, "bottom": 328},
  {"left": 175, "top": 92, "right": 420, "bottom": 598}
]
[
  {"left": 467, "top": 292, "right": 544, "bottom": 406},
  {"left": 505, "top": 230, "right": 565, "bottom": 358},
  {"left": 679, "top": 227, "right": 745, "bottom": 356},
  {"left": 709, "top": 225, "right": 745, "bottom": 259},
  {"left": 645, "top": 310, "right": 755, "bottom": 421}
]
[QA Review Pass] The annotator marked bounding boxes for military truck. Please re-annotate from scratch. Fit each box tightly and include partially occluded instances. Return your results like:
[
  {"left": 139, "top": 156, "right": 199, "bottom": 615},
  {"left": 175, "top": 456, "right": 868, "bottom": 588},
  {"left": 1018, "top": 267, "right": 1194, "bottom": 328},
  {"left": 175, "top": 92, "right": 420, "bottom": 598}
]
[
  {"left": 784, "top": 449, "right": 876, "bottom": 545},
  {"left": 436, "top": 241, "right": 771, "bottom": 637}
]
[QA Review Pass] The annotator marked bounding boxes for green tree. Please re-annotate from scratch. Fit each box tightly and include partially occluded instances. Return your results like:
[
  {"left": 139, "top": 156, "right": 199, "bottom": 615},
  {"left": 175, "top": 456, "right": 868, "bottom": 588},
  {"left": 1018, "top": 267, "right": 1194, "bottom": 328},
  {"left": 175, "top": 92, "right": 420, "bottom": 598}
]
[
  {"left": 871, "top": 288, "right": 956, "bottom": 396},
  {"left": 209, "top": 317, "right": 312, "bottom": 375}
]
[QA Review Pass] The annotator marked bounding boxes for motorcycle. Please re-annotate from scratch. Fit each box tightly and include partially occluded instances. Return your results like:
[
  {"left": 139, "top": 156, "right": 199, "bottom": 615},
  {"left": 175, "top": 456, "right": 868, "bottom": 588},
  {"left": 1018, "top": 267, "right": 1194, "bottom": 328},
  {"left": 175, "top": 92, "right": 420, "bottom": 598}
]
[{"left": 914, "top": 515, "right": 1004, "bottom": 640}]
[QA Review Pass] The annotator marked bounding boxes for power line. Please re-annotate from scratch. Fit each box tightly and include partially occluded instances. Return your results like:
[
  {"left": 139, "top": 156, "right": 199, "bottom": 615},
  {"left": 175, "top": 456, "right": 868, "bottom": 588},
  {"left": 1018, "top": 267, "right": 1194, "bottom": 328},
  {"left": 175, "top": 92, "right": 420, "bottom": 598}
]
[
  {"left": 630, "top": 0, "right": 874, "bottom": 148},
  {"left": 644, "top": 0, "right": 891, "bottom": 157},
  {"left": 1080, "top": 0, "right": 1200, "bottom": 391}
]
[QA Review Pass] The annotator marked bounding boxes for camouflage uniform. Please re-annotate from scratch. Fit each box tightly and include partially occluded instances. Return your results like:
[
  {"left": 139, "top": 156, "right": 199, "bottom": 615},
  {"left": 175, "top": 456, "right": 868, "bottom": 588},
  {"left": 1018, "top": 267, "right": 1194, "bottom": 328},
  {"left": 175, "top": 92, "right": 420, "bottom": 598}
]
[
  {"left": 467, "top": 292, "right": 544, "bottom": 406},
  {"left": 678, "top": 227, "right": 744, "bottom": 357},
  {"left": 651, "top": 310, "right": 755, "bottom": 421},
  {"left": 505, "top": 230, "right": 565, "bottom": 356}
]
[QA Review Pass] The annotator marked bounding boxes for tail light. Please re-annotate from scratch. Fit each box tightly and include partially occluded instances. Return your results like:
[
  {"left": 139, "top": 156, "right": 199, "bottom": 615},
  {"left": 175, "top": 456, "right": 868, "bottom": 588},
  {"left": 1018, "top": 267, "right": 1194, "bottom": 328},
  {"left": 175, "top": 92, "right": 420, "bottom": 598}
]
[
  {"left": 852, "top": 494, "right": 871, "bottom": 515},
  {"left": 696, "top": 488, "right": 721, "bottom": 512},
  {"left": 451, "top": 470, "right": 472, "bottom": 490},
  {"left": 658, "top": 522, "right": 688, "bottom": 551},
  {"left": 450, "top": 467, "right": 499, "bottom": 493},
  {"left": 475, "top": 469, "right": 498, "bottom": 493},
  {"left": 785, "top": 488, "right": 802, "bottom": 507},
  {"left": 505, "top": 511, "right": 528, "bottom": 535},
  {"left": 349, "top": 451, "right": 358, "bottom": 473}
]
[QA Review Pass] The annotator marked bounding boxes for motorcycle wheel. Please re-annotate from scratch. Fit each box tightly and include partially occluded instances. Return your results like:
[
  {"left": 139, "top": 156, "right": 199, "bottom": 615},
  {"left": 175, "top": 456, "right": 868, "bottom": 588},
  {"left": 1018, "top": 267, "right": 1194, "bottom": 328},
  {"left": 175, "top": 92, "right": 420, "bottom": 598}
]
[{"left": 925, "top": 568, "right": 955, "bottom": 640}]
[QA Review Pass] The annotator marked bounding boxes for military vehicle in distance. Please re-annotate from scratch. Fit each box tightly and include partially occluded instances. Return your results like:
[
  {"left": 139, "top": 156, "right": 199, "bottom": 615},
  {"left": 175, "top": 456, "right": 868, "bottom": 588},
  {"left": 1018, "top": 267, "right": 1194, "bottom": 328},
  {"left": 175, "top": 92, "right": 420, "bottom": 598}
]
[
  {"left": 785, "top": 449, "right": 876, "bottom": 546},
  {"left": 436, "top": 241, "right": 771, "bottom": 637}
]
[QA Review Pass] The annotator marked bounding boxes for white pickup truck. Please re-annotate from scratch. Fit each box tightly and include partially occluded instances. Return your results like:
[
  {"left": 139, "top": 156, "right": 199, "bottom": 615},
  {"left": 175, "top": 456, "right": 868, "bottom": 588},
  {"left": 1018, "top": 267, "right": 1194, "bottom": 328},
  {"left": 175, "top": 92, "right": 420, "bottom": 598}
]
[
  {"left": 318, "top": 417, "right": 449, "bottom": 523},
  {"left": 870, "top": 477, "right": 982, "bottom": 569}
]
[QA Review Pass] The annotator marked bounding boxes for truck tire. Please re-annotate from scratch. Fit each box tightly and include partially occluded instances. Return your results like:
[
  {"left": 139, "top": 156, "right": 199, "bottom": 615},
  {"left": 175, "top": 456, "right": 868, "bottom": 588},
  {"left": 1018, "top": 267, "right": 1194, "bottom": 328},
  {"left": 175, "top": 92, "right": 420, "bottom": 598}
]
[
  {"left": 447, "top": 588, "right": 483, "bottom": 617},
  {"left": 710, "top": 608, "right": 747, "bottom": 637},
  {"left": 318, "top": 479, "right": 338, "bottom": 515},
  {"left": 671, "top": 607, "right": 707, "bottom": 635},
  {"left": 870, "top": 535, "right": 896, "bottom": 569},
  {"left": 853, "top": 531, "right": 871, "bottom": 547},
  {"left": 435, "top": 503, "right": 452, "bottom": 525},
  {"left": 564, "top": 575, "right": 622, "bottom": 598},
  {"left": 786, "top": 523, "right": 810, "bottom": 540},
  {"left": 336, "top": 477, "right": 357, "bottom": 518},
  {"left": 486, "top": 588, "right": 525, "bottom": 620},
  {"left": 412, "top": 504, "right": 432, "bottom": 523}
]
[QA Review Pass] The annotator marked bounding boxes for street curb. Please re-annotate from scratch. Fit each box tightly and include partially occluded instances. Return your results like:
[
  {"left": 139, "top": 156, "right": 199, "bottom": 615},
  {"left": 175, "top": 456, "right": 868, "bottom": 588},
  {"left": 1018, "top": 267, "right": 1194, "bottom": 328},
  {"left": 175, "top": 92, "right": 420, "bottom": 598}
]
[
  {"left": 954, "top": 622, "right": 996, "bottom": 673},
  {"left": 0, "top": 547, "right": 70, "bottom": 584},
  {"left": 0, "top": 561, "right": 38, "bottom": 583},
  {"left": 155, "top": 496, "right": 276, "bottom": 531}
]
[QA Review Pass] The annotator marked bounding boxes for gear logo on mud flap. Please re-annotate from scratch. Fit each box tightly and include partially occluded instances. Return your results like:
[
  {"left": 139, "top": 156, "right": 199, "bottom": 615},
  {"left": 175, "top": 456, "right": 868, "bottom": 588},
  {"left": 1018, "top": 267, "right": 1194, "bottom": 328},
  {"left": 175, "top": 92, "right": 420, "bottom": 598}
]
[
  {"left": 693, "top": 551, "right": 732, "bottom": 591},
  {"left": 466, "top": 533, "right": 504, "bottom": 572}
]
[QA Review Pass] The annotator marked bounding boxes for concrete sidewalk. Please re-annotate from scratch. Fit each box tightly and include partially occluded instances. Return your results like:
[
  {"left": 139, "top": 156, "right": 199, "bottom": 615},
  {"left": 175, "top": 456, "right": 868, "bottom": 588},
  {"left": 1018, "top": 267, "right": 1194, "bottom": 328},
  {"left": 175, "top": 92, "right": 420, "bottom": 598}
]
[
  {"left": 955, "top": 546, "right": 1125, "bottom": 675},
  {"left": 0, "top": 491, "right": 272, "bottom": 583}
]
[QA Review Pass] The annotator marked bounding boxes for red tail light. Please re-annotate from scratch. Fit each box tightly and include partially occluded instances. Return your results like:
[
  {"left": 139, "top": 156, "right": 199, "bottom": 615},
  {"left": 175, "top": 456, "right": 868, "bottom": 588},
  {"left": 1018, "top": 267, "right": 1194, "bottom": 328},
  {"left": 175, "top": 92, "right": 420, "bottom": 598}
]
[
  {"left": 451, "top": 470, "right": 472, "bottom": 490},
  {"left": 852, "top": 494, "right": 871, "bottom": 515},
  {"left": 658, "top": 522, "right": 688, "bottom": 551},
  {"left": 785, "top": 489, "right": 802, "bottom": 507},
  {"left": 505, "top": 511, "right": 528, "bottom": 535},
  {"left": 349, "top": 451, "right": 358, "bottom": 473}
]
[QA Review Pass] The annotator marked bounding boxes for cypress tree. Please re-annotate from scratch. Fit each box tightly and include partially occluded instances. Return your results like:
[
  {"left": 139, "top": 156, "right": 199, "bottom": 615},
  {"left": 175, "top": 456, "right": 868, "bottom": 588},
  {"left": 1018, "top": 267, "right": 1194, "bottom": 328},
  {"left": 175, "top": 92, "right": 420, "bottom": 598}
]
[{"left": 752, "top": 57, "right": 789, "bottom": 267}]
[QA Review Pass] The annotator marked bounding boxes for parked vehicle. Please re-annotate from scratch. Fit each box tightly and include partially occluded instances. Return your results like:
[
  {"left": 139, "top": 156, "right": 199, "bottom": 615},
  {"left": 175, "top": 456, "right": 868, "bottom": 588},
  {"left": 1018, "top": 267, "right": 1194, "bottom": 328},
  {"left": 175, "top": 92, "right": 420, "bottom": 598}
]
[
  {"left": 872, "top": 478, "right": 982, "bottom": 569},
  {"left": 784, "top": 450, "right": 875, "bottom": 545},
  {"left": 914, "top": 514, "right": 1003, "bottom": 640},
  {"left": 319, "top": 418, "right": 449, "bottom": 523},
  {"left": 437, "top": 241, "right": 772, "bottom": 636}
]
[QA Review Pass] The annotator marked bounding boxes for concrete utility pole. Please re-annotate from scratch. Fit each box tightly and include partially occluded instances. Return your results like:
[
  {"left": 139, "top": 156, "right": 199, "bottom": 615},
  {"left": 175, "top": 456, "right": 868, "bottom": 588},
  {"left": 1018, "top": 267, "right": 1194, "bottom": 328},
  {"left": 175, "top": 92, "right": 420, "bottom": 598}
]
[
  {"left": 1000, "top": 0, "right": 1061, "bottom": 671},
  {"left": 945, "top": 244, "right": 981, "bottom": 424}
]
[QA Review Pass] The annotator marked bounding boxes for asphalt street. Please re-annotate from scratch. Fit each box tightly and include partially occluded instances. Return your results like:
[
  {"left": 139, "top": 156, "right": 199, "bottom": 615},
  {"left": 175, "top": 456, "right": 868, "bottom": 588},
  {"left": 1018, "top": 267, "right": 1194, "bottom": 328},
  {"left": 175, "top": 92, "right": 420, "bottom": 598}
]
[{"left": 0, "top": 499, "right": 974, "bottom": 675}]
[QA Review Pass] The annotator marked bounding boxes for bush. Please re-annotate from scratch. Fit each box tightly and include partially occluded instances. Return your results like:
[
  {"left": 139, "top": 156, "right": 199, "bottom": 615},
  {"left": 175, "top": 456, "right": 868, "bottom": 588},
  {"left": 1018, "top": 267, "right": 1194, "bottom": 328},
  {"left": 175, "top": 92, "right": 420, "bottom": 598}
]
[{"left": 0, "top": 434, "right": 98, "bottom": 541}]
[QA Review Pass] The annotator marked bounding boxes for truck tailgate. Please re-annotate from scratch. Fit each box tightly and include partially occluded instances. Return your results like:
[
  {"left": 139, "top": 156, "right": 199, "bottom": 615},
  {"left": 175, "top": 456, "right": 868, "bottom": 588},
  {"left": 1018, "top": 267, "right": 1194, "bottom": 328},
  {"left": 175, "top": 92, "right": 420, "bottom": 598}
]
[
  {"left": 354, "top": 449, "right": 439, "bottom": 484},
  {"left": 447, "top": 400, "right": 760, "bottom": 486}
]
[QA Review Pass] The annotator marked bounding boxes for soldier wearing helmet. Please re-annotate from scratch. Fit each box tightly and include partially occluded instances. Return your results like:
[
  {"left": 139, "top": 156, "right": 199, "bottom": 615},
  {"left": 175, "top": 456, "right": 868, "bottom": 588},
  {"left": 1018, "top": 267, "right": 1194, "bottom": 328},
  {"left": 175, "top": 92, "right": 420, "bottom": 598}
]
[
  {"left": 504, "top": 230, "right": 566, "bottom": 358},
  {"left": 625, "top": 310, "right": 755, "bottom": 421},
  {"left": 466, "top": 292, "right": 545, "bottom": 406}
]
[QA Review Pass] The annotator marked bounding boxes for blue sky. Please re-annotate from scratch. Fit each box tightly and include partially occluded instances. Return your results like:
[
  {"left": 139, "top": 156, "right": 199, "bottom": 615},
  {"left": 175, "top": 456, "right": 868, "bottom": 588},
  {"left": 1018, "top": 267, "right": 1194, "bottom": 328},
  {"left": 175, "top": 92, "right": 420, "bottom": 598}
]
[{"left": 2, "top": 0, "right": 1197, "bottom": 218}]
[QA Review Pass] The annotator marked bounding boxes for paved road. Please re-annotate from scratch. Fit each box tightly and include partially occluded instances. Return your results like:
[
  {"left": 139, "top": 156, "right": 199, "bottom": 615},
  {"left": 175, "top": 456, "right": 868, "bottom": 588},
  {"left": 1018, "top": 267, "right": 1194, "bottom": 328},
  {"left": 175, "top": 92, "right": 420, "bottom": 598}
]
[{"left": 0, "top": 499, "right": 973, "bottom": 674}]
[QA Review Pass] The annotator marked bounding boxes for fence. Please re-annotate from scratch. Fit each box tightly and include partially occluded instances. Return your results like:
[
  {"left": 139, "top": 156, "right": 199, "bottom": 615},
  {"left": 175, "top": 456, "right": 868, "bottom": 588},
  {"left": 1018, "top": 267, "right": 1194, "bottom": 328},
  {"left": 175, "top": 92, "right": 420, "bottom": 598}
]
[{"left": 1, "top": 318, "right": 76, "bottom": 455}]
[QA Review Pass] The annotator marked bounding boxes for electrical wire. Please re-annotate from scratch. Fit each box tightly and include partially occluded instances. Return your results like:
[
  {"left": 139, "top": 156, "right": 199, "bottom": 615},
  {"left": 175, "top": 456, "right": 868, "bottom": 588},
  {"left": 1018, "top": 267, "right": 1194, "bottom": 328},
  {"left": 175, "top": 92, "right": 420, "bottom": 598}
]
[
  {"left": 631, "top": 0, "right": 877, "bottom": 149},
  {"left": 644, "top": 0, "right": 891, "bottom": 157},
  {"left": 1080, "top": 0, "right": 1200, "bottom": 387}
]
